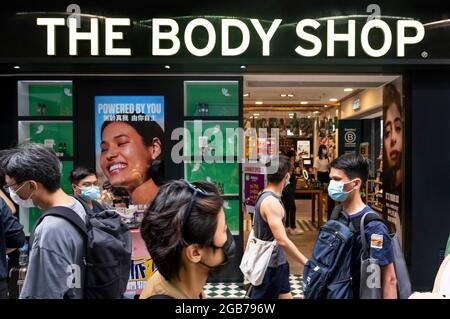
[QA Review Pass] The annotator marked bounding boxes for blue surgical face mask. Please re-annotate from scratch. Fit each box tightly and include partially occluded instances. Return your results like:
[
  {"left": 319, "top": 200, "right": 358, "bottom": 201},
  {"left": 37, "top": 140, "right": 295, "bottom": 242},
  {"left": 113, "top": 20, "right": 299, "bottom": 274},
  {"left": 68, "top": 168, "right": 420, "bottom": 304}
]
[
  {"left": 327, "top": 179, "right": 357, "bottom": 202},
  {"left": 78, "top": 185, "right": 101, "bottom": 201}
]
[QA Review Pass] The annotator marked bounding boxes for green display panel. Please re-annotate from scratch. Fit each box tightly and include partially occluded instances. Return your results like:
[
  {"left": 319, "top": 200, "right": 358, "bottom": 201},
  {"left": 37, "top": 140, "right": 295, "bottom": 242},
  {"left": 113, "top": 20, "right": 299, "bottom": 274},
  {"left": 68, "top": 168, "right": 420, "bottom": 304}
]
[
  {"left": 184, "top": 81, "right": 239, "bottom": 116},
  {"left": 223, "top": 199, "right": 240, "bottom": 235},
  {"left": 185, "top": 161, "right": 239, "bottom": 196},
  {"left": 28, "top": 122, "right": 74, "bottom": 157},
  {"left": 184, "top": 121, "right": 240, "bottom": 157},
  {"left": 61, "top": 161, "right": 74, "bottom": 194},
  {"left": 28, "top": 84, "right": 73, "bottom": 116}
]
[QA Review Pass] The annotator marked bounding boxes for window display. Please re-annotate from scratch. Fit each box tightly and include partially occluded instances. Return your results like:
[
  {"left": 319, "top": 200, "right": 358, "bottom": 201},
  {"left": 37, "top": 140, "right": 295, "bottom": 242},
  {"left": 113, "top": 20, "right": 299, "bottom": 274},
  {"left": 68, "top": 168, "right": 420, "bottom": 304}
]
[
  {"left": 17, "top": 80, "right": 74, "bottom": 235},
  {"left": 184, "top": 81, "right": 239, "bottom": 116}
]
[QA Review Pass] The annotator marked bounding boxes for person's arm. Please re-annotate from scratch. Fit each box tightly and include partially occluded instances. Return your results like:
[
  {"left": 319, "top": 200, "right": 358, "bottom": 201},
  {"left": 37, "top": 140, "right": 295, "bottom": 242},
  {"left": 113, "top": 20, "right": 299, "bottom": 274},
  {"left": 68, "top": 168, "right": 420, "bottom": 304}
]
[
  {"left": 0, "top": 189, "right": 16, "bottom": 215},
  {"left": 313, "top": 157, "right": 319, "bottom": 179},
  {"left": 366, "top": 221, "right": 397, "bottom": 299},
  {"left": 20, "top": 223, "right": 81, "bottom": 299},
  {"left": 381, "top": 263, "right": 398, "bottom": 299},
  {"left": 262, "top": 197, "right": 308, "bottom": 265},
  {"left": 1, "top": 198, "right": 25, "bottom": 250}
]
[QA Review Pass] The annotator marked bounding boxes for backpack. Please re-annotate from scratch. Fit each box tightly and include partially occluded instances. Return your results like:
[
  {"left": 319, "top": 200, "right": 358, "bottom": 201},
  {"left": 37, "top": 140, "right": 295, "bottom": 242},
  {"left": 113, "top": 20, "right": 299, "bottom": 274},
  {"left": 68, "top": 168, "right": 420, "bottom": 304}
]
[
  {"left": 30, "top": 200, "right": 132, "bottom": 299},
  {"left": 302, "top": 205, "right": 382, "bottom": 299}
]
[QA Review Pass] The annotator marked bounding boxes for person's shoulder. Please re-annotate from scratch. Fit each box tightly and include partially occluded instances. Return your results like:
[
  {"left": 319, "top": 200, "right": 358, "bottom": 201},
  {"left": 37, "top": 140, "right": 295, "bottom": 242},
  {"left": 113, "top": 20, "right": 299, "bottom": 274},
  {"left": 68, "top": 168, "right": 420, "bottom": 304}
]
[{"left": 365, "top": 216, "right": 389, "bottom": 235}]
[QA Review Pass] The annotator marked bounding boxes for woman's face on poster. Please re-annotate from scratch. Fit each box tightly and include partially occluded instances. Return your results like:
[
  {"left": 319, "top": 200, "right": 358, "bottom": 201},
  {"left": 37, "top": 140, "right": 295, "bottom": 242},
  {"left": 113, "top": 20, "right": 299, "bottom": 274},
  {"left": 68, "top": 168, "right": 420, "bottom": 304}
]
[
  {"left": 384, "top": 103, "right": 403, "bottom": 170},
  {"left": 100, "top": 122, "right": 161, "bottom": 190}
]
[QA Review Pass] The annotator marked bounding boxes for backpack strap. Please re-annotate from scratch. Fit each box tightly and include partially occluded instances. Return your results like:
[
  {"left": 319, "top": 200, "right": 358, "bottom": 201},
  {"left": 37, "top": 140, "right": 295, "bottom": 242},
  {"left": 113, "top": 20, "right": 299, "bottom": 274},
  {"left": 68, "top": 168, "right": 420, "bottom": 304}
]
[
  {"left": 29, "top": 206, "right": 88, "bottom": 247},
  {"left": 358, "top": 211, "right": 384, "bottom": 259}
]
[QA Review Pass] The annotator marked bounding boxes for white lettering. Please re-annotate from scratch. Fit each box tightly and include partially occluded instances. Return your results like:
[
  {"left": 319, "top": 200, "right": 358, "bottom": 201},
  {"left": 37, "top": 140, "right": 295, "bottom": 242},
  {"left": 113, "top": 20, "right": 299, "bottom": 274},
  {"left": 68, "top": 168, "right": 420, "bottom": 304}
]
[{"left": 105, "top": 18, "right": 131, "bottom": 56}]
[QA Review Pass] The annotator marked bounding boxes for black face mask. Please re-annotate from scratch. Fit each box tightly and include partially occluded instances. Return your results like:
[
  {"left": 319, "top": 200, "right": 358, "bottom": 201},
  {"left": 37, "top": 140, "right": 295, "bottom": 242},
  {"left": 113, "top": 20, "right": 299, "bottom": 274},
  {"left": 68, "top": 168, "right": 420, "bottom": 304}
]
[{"left": 200, "top": 228, "right": 236, "bottom": 269}]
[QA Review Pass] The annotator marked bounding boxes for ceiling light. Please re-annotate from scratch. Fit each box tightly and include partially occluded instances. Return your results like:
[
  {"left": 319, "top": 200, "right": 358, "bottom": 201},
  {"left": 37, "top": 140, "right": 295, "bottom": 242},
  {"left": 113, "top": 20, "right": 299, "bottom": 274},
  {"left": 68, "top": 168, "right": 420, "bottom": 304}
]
[
  {"left": 255, "top": 101, "right": 263, "bottom": 105},
  {"left": 240, "top": 65, "right": 246, "bottom": 69},
  {"left": 164, "top": 65, "right": 171, "bottom": 69},
  {"left": 287, "top": 94, "right": 294, "bottom": 97},
  {"left": 314, "top": 111, "right": 320, "bottom": 114},
  {"left": 329, "top": 98, "right": 338, "bottom": 102},
  {"left": 301, "top": 101, "right": 308, "bottom": 105},
  {"left": 280, "top": 94, "right": 287, "bottom": 97},
  {"left": 288, "top": 113, "right": 294, "bottom": 116},
  {"left": 324, "top": 105, "right": 328, "bottom": 108},
  {"left": 307, "top": 116, "right": 311, "bottom": 119},
  {"left": 243, "top": 93, "right": 249, "bottom": 97},
  {"left": 344, "top": 88, "right": 353, "bottom": 92},
  {"left": 253, "top": 113, "right": 260, "bottom": 116},
  {"left": 13, "top": 65, "right": 20, "bottom": 69}
]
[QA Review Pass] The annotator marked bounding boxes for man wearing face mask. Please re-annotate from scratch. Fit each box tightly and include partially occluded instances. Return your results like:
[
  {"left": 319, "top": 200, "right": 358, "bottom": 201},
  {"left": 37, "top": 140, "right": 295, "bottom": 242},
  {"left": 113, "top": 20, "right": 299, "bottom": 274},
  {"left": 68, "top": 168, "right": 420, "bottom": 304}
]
[
  {"left": 328, "top": 154, "right": 397, "bottom": 299},
  {"left": 249, "top": 155, "right": 309, "bottom": 299},
  {"left": 70, "top": 167, "right": 106, "bottom": 215},
  {"left": 139, "top": 180, "right": 235, "bottom": 299},
  {"left": 0, "top": 144, "right": 87, "bottom": 299}
]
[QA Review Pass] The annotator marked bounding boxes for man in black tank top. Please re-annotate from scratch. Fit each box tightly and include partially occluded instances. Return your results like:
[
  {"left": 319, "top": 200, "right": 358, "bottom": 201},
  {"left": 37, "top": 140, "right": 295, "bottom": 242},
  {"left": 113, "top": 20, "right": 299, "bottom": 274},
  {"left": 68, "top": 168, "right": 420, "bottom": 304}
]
[{"left": 249, "top": 156, "right": 309, "bottom": 299}]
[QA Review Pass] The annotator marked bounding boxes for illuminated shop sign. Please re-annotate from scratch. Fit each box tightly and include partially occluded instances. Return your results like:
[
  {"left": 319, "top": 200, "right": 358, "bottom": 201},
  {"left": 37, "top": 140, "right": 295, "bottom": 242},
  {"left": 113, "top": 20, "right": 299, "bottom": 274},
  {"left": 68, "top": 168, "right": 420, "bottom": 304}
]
[{"left": 36, "top": 17, "right": 425, "bottom": 57}]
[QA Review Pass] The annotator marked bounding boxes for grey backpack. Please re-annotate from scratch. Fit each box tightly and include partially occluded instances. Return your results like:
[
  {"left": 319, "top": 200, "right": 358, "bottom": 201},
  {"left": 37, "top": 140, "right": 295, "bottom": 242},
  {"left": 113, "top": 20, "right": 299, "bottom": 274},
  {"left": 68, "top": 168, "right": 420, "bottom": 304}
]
[
  {"left": 359, "top": 212, "right": 412, "bottom": 299},
  {"left": 31, "top": 203, "right": 132, "bottom": 299}
]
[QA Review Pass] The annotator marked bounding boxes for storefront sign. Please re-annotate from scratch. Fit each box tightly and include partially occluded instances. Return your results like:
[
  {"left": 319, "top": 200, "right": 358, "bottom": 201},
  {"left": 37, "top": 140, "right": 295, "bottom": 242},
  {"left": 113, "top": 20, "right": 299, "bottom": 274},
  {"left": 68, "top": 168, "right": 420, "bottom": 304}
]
[
  {"left": 35, "top": 17, "right": 425, "bottom": 57},
  {"left": 352, "top": 98, "right": 361, "bottom": 110},
  {"left": 338, "top": 120, "right": 362, "bottom": 155}
]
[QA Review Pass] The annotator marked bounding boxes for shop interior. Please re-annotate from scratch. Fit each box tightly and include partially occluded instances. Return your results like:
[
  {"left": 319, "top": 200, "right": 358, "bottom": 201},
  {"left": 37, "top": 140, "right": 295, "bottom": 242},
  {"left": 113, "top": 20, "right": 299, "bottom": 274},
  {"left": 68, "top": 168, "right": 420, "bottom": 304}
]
[{"left": 242, "top": 74, "right": 401, "bottom": 276}]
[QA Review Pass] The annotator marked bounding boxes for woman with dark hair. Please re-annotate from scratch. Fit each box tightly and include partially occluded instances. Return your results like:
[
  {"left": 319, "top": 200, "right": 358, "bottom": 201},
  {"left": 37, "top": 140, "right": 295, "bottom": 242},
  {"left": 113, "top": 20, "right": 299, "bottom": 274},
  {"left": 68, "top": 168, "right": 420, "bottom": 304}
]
[
  {"left": 383, "top": 84, "right": 403, "bottom": 194},
  {"left": 383, "top": 83, "right": 403, "bottom": 239},
  {"left": 100, "top": 116, "right": 164, "bottom": 206},
  {"left": 314, "top": 144, "right": 330, "bottom": 184},
  {"left": 139, "top": 180, "right": 235, "bottom": 299}
]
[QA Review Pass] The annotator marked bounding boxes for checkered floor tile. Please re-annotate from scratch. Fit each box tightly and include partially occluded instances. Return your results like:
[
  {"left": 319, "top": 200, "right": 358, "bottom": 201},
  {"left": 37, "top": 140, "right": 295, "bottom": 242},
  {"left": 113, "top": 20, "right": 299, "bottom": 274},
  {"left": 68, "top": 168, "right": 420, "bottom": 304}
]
[{"left": 204, "top": 274, "right": 303, "bottom": 299}]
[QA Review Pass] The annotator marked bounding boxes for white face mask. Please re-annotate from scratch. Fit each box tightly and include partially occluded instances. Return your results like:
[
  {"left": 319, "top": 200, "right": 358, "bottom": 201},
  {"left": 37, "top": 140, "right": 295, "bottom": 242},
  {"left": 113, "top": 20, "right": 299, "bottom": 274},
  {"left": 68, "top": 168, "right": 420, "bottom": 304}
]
[{"left": 9, "top": 182, "right": 36, "bottom": 208}]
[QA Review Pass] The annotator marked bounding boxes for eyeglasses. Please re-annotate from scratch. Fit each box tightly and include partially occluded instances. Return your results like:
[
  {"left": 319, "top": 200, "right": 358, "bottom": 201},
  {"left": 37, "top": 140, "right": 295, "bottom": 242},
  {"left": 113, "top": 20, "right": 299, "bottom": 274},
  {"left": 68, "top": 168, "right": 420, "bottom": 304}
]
[
  {"left": 182, "top": 181, "right": 212, "bottom": 231},
  {"left": 2, "top": 181, "right": 23, "bottom": 194}
]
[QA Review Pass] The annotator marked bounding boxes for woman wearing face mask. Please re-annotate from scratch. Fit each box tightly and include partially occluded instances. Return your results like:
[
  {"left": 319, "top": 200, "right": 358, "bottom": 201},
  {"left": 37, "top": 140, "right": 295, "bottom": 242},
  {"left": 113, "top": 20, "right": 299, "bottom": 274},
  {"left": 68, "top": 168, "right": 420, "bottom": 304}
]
[
  {"left": 313, "top": 144, "right": 330, "bottom": 185},
  {"left": 69, "top": 167, "right": 106, "bottom": 214},
  {"left": 314, "top": 145, "right": 334, "bottom": 219},
  {"left": 139, "top": 180, "right": 235, "bottom": 299}
]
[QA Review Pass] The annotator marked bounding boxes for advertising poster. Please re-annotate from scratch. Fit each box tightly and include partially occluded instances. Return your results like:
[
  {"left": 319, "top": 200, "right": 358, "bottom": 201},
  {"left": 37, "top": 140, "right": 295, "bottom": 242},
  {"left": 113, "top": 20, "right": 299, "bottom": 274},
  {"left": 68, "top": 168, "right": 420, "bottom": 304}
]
[
  {"left": 243, "top": 164, "right": 267, "bottom": 214},
  {"left": 94, "top": 96, "right": 164, "bottom": 207},
  {"left": 127, "top": 230, "right": 156, "bottom": 295},
  {"left": 382, "top": 79, "right": 404, "bottom": 246},
  {"left": 94, "top": 95, "right": 164, "bottom": 296},
  {"left": 297, "top": 140, "right": 311, "bottom": 159}
]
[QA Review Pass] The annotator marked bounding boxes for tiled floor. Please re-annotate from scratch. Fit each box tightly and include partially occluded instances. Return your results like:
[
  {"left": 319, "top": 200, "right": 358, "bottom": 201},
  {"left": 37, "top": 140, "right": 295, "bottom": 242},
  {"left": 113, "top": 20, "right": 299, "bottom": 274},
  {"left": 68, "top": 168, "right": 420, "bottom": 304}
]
[
  {"left": 204, "top": 274, "right": 303, "bottom": 299},
  {"left": 205, "top": 198, "right": 328, "bottom": 299}
]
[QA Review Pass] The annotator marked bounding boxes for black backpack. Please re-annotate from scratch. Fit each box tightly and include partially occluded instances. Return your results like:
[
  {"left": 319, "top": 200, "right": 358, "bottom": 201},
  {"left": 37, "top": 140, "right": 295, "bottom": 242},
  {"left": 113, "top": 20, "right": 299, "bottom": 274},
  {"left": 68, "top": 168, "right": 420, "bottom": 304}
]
[
  {"left": 303, "top": 205, "right": 382, "bottom": 299},
  {"left": 31, "top": 200, "right": 132, "bottom": 299}
]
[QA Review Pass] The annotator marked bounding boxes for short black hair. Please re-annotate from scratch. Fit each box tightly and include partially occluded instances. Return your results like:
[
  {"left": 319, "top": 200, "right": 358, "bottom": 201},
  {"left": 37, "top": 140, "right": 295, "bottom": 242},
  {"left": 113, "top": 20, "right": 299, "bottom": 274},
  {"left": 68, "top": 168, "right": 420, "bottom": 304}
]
[
  {"left": 0, "top": 143, "right": 61, "bottom": 192},
  {"left": 140, "top": 180, "right": 223, "bottom": 281},
  {"left": 69, "top": 166, "right": 97, "bottom": 185},
  {"left": 267, "top": 155, "right": 292, "bottom": 184},
  {"left": 330, "top": 154, "right": 370, "bottom": 184}
]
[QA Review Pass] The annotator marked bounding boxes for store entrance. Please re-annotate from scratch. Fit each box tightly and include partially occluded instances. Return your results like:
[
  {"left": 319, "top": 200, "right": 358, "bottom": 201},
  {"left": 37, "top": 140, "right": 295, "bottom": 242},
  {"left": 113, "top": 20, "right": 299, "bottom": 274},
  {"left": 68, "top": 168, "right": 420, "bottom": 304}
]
[{"left": 242, "top": 74, "right": 402, "bottom": 281}]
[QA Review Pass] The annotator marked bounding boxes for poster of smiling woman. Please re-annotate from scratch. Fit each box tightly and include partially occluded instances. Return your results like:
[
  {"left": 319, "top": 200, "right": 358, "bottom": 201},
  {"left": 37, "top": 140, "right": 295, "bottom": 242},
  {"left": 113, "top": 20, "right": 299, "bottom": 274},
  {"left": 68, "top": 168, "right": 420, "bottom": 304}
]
[{"left": 95, "top": 96, "right": 165, "bottom": 207}]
